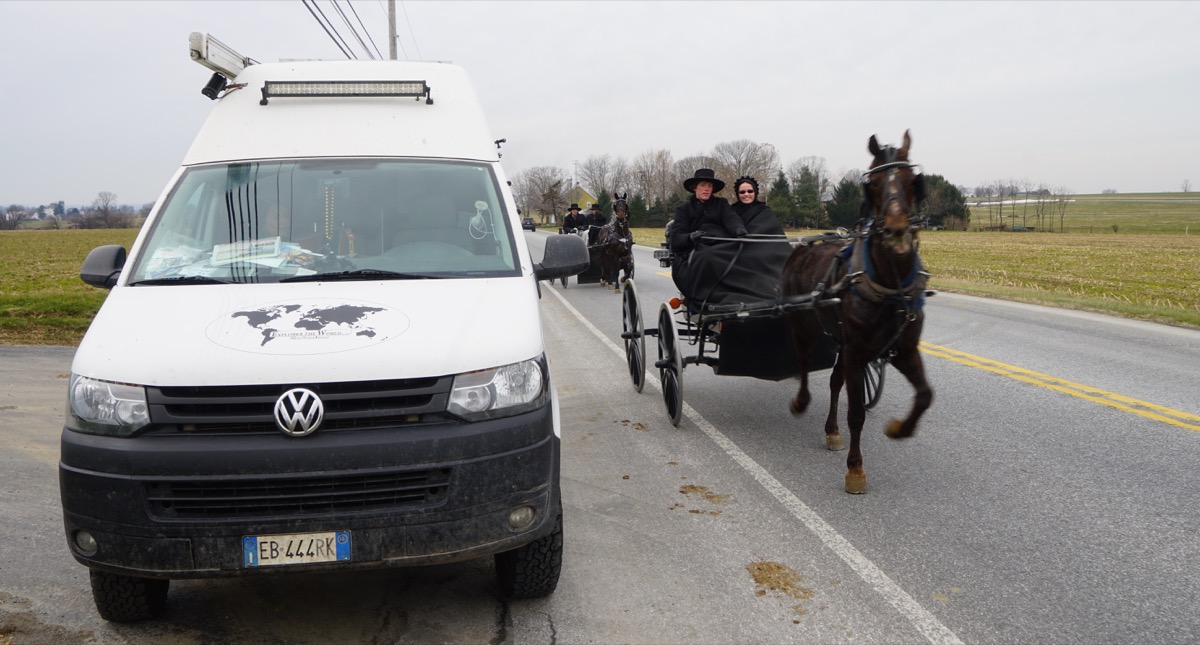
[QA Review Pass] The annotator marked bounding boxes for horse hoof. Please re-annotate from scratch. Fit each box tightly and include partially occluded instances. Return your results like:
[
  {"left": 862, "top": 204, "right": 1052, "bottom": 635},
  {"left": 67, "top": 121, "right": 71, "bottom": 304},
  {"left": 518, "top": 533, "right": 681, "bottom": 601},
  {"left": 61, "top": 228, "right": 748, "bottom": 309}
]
[
  {"left": 844, "top": 473, "right": 868, "bottom": 494},
  {"left": 789, "top": 398, "right": 809, "bottom": 416},
  {"left": 825, "top": 434, "right": 844, "bottom": 451},
  {"left": 884, "top": 419, "right": 913, "bottom": 439}
]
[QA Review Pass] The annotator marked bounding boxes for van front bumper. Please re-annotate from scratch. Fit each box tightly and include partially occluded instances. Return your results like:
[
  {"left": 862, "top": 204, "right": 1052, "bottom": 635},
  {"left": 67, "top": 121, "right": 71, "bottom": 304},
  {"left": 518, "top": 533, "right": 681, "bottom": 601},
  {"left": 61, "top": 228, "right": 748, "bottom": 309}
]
[{"left": 59, "top": 405, "right": 559, "bottom": 578}]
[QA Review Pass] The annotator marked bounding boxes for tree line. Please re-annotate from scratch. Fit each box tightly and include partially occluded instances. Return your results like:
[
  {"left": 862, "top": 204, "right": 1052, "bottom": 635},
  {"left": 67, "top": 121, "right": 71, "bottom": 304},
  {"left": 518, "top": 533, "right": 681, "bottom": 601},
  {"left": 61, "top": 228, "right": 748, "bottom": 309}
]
[
  {"left": 1, "top": 192, "right": 150, "bottom": 230},
  {"left": 509, "top": 139, "right": 972, "bottom": 231},
  {"left": 969, "top": 181, "right": 1075, "bottom": 232}
]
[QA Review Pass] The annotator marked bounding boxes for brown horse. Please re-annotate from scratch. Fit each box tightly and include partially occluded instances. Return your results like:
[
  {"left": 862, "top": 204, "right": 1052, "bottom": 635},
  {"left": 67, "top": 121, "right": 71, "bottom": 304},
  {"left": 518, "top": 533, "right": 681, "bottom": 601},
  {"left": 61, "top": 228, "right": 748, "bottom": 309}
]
[
  {"left": 598, "top": 193, "right": 635, "bottom": 291},
  {"left": 781, "top": 130, "right": 933, "bottom": 494}
]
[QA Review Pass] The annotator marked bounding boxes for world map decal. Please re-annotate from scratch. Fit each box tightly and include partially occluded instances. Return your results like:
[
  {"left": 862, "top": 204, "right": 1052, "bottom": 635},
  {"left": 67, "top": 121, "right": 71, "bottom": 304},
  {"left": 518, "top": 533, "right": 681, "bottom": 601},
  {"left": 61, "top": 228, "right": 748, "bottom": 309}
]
[{"left": 206, "top": 299, "right": 410, "bottom": 355}]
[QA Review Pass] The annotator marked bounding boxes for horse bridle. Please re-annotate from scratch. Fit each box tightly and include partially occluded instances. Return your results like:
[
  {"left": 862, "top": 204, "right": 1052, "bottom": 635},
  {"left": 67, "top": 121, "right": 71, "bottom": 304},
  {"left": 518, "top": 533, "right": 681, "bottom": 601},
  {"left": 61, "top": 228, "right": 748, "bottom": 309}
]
[{"left": 861, "top": 158, "right": 926, "bottom": 233}]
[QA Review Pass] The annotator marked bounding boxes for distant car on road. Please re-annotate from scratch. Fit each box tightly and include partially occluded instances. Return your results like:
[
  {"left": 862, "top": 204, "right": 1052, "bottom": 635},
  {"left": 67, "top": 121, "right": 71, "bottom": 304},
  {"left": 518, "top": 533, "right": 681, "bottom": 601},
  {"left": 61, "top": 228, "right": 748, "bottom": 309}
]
[{"left": 521, "top": 217, "right": 537, "bottom": 231}]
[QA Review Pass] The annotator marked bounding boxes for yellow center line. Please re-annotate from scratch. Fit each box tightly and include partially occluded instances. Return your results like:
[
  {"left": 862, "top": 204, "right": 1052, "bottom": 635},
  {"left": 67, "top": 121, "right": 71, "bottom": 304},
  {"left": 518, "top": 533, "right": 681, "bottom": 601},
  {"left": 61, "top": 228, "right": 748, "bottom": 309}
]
[{"left": 920, "top": 341, "right": 1200, "bottom": 432}]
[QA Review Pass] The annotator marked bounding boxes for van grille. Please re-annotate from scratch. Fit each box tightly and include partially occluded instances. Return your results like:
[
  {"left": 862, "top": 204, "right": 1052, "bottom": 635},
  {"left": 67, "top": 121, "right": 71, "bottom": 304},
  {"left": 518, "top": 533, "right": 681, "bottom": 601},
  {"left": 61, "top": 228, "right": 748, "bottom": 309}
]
[
  {"left": 145, "top": 467, "right": 452, "bottom": 519},
  {"left": 145, "top": 377, "right": 453, "bottom": 435}
]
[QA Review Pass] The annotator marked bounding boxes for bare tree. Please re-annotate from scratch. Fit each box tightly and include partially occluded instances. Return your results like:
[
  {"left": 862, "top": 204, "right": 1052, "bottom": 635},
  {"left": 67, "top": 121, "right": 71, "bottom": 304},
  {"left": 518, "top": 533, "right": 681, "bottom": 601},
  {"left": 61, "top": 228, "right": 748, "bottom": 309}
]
[
  {"left": 631, "top": 149, "right": 676, "bottom": 205},
  {"left": 1015, "top": 178, "right": 1033, "bottom": 229},
  {"left": 1183, "top": 179, "right": 1192, "bottom": 193},
  {"left": 711, "top": 140, "right": 780, "bottom": 191},
  {"left": 80, "top": 191, "right": 127, "bottom": 229},
  {"left": 1053, "top": 186, "right": 1072, "bottom": 232},
  {"left": 609, "top": 157, "right": 632, "bottom": 196},
  {"left": 511, "top": 166, "right": 570, "bottom": 223},
  {"left": 577, "top": 154, "right": 614, "bottom": 198},
  {"left": 1, "top": 204, "right": 32, "bottom": 230}
]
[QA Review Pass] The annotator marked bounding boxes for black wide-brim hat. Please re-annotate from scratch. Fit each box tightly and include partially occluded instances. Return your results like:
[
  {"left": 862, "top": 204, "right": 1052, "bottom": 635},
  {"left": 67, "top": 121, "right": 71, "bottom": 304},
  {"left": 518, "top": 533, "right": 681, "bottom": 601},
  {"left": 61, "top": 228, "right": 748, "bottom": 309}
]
[
  {"left": 683, "top": 168, "right": 725, "bottom": 193},
  {"left": 568, "top": 203, "right": 580, "bottom": 211}
]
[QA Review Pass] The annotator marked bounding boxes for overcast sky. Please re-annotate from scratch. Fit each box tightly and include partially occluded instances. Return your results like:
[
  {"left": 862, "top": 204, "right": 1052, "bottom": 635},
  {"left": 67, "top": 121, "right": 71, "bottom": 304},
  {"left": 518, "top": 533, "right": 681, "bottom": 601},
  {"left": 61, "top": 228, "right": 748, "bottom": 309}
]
[{"left": 2, "top": 1, "right": 1197, "bottom": 207}]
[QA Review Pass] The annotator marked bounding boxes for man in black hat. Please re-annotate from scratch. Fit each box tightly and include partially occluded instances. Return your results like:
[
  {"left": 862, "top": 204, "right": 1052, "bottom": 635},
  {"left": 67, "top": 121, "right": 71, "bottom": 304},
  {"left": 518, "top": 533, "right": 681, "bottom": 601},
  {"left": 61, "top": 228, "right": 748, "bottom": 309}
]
[
  {"left": 561, "top": 203, "right": 582, "bottom": 234},
  {"left": 667, "top": 168, "right": 748, "bottom": 303},
  {"left": 586, "top": 204, "right": 606, "bottom": 245}
]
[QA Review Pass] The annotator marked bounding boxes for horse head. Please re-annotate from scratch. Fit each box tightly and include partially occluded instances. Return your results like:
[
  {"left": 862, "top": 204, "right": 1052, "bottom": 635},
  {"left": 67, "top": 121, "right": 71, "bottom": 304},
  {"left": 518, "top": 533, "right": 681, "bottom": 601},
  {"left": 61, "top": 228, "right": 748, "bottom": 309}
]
[
  {"left": 612, "top": 193, "right": 629, "bottom": 220},
  {"left": 864, "top": 130, "right": 923, "bottom": 255}
]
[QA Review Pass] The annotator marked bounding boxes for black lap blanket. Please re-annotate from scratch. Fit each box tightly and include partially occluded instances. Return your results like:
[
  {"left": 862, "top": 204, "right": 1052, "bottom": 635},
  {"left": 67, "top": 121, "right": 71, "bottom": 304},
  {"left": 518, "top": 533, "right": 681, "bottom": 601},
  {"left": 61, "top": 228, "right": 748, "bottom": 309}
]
[{"left": 673, "top": 235, "right": 794, "bottom": 309}]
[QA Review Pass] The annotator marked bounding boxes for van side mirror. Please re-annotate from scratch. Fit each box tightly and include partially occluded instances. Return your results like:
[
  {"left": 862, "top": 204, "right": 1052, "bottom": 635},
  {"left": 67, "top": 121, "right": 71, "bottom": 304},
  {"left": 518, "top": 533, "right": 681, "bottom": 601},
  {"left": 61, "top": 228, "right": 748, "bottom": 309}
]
[
  {"left": 80, "top": 245, "right": 127, "bottom": 289},
  {"left": 533, "top": 234, "right": 589, "bottom": 281}
]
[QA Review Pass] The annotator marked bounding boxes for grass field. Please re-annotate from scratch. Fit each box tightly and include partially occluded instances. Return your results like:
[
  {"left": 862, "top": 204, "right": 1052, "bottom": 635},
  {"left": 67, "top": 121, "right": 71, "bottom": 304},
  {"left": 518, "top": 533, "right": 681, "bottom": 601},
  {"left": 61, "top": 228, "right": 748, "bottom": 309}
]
[
  {"left": 968, "top": 196, "right": 1200, "bottom": 235},
  {"left": 0, "top": 229, "right": 139, "bottom": 345},
  {"left": 2, "top": 194, "right": 1197, "bottom": 345}
]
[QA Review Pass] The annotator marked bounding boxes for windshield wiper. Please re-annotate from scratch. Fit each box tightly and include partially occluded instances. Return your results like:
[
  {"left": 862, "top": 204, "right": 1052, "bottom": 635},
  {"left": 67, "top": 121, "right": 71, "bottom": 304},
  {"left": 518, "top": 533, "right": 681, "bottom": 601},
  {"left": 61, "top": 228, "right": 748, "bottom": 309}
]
[
  {"left": 128, "top": 275, "right": 231, "bottom": 286},
  {"left": 280, "top": 269, "right": 445, "bottom": 283}
]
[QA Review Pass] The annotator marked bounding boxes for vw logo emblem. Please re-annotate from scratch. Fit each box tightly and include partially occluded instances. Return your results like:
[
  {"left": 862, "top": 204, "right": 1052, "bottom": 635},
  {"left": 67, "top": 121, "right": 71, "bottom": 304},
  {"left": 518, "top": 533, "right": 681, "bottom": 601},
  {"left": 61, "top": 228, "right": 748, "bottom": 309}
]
[{"left": 274, "top": 388, "right": 324, "bottom": 437}]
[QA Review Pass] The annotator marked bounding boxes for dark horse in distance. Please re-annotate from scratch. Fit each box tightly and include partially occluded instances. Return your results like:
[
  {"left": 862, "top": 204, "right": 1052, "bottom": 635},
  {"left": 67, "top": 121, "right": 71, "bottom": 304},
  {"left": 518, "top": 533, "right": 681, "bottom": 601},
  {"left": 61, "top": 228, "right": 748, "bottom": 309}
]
[
  {"left": 781, "top": 130, "right": 933, "bottom": 494},
  {"left": 598, "top": 193, "right": 635, "bottom": 291}
]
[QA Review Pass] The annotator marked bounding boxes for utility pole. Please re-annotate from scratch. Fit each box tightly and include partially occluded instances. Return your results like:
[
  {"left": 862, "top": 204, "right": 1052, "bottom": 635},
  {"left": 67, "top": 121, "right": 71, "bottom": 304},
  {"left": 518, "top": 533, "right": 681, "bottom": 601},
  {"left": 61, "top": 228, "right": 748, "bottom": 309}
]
[{"left": 388, "top": 0, "right": 397, "bottom": 60}]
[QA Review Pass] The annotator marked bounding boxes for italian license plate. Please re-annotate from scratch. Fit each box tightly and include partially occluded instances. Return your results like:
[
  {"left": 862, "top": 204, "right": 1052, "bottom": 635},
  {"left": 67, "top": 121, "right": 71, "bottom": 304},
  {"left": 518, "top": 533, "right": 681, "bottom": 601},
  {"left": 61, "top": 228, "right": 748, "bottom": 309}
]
[{"left": 242, "top": 530, "right": 351, "bottom": 568}]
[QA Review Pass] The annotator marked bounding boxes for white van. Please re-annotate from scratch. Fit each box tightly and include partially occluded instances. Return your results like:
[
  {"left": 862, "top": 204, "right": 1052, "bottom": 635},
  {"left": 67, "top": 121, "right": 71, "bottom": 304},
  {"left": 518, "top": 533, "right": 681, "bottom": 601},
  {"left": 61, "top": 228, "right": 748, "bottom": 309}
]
[{"left": 60, "top": 35, "right": 587, "bottom": 622}]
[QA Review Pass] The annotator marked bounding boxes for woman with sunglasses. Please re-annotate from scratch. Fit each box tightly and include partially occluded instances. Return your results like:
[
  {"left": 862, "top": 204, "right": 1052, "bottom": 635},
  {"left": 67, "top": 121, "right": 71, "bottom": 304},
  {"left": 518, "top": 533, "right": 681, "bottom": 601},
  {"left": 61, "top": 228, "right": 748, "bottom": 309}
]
[
  {"left": 730, "top": 176, "right": 786, "bottom": 237},
  {"left": 698, "top": 175, "right": 792, "bottom": 305}
]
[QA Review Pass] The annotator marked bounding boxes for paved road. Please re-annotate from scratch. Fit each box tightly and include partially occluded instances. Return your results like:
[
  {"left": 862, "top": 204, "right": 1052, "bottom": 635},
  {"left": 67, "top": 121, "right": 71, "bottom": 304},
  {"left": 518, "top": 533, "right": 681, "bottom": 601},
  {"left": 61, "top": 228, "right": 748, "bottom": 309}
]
[{"left": 1, "top": 233, "right": 1198, "bottom": 644}]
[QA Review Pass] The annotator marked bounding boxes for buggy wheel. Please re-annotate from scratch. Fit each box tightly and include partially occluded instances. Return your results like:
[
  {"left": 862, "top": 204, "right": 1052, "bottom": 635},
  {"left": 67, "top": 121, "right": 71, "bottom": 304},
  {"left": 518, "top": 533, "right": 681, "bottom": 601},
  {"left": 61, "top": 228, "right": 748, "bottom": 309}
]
[
  {"left": 656, "top": 304, "right": 684, "bottom": 426},
  {"left": 89, "top": 569, "right": 169, "bottom": 623},
  {"left": 864, "top": 359, "right": 886, "bottom": 410},
  {"left": 621, "top": 280, "right": 646, "bottom": 393}
]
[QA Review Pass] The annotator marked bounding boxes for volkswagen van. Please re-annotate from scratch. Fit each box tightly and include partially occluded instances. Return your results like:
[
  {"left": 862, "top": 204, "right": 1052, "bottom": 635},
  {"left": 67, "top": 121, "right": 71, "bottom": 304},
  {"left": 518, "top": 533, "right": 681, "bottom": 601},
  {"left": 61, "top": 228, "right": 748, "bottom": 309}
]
[{"left": 59, "top": 34, "right": 587, "bottom": 622}]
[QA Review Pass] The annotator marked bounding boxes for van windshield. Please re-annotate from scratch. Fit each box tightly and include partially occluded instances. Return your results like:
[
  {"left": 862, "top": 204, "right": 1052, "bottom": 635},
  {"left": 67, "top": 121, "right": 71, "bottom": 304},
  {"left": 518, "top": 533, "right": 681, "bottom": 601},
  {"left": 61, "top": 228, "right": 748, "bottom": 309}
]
[{"left": 128, "top": 159, "right": 521, "bottom": 284}]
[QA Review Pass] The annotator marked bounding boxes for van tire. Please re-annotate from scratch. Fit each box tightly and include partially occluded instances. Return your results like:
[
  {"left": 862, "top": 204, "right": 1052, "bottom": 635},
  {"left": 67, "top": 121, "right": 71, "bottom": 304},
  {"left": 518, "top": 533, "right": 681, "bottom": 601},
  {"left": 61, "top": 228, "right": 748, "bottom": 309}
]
[
  {"left": 89, "top": 569, "right": 169, "bottom": 622},
  {"left": 494, "top": 511, "right": 563, "bottom": 599}
]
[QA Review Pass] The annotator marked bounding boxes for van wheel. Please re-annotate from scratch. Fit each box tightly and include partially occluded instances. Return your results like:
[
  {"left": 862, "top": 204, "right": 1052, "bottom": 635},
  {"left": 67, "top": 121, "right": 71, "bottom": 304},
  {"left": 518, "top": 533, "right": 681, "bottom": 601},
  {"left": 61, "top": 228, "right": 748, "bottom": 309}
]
[
  {"left": 89, "top": 569, "right": 169, "bottom": 622},
  {"left": 494, "top": 511, "right": 563, "bottom": 599}
]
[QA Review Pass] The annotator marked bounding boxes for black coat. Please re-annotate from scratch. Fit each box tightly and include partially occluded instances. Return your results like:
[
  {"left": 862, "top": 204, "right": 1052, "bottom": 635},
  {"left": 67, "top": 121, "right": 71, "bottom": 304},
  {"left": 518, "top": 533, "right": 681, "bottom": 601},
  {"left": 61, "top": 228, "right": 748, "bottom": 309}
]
[
  {"left": 673, "top": 200, "right": 792, "bottom": 307},
  {"left": 733, "top": 201, "right": 786, "bottom": 237},
  {"left": 562, "top": 212, "right": 581, "bottom": 232},
  {"left": 668, "top": 196, "right": 743, "bottom": 253}
]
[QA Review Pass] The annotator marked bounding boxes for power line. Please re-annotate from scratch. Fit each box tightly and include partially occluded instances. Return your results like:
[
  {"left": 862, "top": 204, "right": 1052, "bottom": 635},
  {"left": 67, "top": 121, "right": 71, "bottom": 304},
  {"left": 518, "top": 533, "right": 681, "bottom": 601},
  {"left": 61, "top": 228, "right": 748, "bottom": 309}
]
[
  {"left": 302, "top": 0, "right": 355, "bottom": 59},
  {"left": 347, "top": 1, "right": 384, "bottom": 60},
  {"left": 331, "top": 0, "right": 375, "bottom": 60},
  {"left": 399, "top": 1, "right": 421, "bottom": 59}
]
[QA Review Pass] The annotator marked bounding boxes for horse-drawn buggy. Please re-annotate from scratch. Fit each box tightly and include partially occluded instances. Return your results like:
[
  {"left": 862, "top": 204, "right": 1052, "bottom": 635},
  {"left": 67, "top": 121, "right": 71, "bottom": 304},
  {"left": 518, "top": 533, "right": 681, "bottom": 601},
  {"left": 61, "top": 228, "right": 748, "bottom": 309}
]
[
  {"left": 556, "top": 197, "right": 635, "bottom": 290},
  {"left": 618, "top": 132, "right": 934, "bottom": 494}
]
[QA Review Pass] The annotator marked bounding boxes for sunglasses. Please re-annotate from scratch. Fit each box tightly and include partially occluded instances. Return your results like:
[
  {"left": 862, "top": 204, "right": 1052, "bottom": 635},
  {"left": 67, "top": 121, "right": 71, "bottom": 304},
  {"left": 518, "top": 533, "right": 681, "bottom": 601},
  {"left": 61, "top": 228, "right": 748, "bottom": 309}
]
[{"left": 737, "top": 189, "right": 756, "bottom": 194}]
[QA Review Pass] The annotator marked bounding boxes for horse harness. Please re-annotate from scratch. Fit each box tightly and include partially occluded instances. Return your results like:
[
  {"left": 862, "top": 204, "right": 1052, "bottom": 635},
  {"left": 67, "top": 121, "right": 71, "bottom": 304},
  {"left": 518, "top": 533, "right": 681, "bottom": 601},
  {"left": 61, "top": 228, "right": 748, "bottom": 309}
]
[{"left": 805, "top": 153, "right": 930, "bottom": 361}]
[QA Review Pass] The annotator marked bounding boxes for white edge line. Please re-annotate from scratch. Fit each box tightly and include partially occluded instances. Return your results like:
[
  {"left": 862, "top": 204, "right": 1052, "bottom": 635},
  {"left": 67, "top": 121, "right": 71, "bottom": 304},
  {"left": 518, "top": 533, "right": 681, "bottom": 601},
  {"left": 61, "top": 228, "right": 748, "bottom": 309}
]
[{"left": 544, "top": 283, "right": 963, "bottom": 645}]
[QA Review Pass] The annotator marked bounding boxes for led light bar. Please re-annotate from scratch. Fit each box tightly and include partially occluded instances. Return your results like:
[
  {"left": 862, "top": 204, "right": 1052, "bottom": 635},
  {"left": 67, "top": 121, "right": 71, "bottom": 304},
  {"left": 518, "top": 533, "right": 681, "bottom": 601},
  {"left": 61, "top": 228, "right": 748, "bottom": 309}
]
[
  {"left": 189, "top": 32, "right": 254, "bottom": 78},
  {"left": 259, "top": 80, "right": 434, "bottom": 105}
]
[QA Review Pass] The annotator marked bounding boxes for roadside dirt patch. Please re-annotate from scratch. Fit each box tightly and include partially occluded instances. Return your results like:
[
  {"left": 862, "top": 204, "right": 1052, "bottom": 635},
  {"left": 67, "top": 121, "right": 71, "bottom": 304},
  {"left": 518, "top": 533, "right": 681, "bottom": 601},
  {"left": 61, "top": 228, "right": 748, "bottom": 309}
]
[
  {"left": 675, "top": 484, "right": 729, "bottom": 517},
  {"left": 679, "top": 484, "right": 729, "bottom": 505},
  {"left": 747, "top": 561, "right": 815, "bottom": 619}
]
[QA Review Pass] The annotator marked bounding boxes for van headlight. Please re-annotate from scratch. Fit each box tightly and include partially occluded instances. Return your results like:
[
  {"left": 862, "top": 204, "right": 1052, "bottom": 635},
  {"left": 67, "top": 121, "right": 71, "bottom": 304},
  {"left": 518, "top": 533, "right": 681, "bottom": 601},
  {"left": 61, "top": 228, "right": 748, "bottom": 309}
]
[
  {"left": 447, "top": 357, "right": 547, "bottom": 422},
  {"left": 66, "top": 374, "right": 151, "bottom": 437}
]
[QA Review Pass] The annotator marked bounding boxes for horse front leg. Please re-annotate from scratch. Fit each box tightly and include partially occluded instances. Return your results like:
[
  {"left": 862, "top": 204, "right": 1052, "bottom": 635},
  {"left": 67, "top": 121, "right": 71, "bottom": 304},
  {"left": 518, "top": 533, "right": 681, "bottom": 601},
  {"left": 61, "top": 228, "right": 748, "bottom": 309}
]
[
  {"left": 883, "top": 348, "right": 933, "bottom": 440},
  {"left": 788, "top": 317, "right": 813, "bottom": 416},
  {"left": 790, "top": 370, "right": 812, "bottom": 416},
  {"left": 842, "top": 358, "right": 868, "bottom": 494},
  {"left": 822, "top": 352, "right": 845, "bottom": 451}
]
